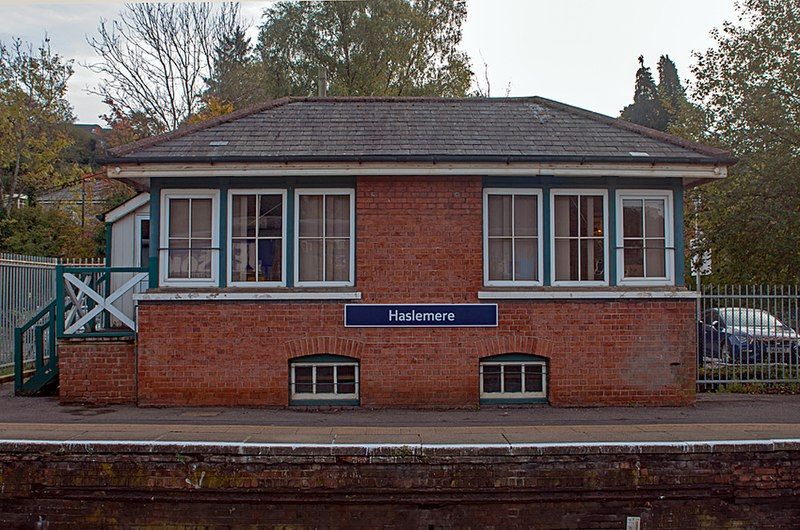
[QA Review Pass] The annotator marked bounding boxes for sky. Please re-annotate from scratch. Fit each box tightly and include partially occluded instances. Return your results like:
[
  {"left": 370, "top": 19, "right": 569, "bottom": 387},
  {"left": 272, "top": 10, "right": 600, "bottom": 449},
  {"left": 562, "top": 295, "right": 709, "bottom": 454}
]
[{"left": 0, "top": 0, "right": 739, "bottom": 126}]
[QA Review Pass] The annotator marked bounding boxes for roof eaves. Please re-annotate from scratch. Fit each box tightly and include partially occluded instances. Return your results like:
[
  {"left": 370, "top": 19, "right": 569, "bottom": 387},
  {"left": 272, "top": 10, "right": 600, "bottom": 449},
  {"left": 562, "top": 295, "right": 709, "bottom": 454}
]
[{"left": 104, "top": 153, "right": 734, "bottom": 166}]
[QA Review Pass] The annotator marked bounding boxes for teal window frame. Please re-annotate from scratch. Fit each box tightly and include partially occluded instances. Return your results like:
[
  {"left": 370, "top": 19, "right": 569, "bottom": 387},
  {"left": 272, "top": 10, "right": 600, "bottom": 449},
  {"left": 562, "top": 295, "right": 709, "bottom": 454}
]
[
  {"left": 289, "top": 354, "right": 360, "bottom": 406},
  {"left": 479, "top": 353, "right": 548, "bottom": 405}
]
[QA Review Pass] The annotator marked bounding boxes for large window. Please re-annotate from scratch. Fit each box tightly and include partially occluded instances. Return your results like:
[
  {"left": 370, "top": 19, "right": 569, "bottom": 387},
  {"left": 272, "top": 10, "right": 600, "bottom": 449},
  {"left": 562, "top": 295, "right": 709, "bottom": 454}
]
[
  {"left": 160, "top": 190, "right": 219, "bottom": 286},
  {"left": 228, "top": 190, "right": 285, "bottom": 286},
  {"left": 480, "top": 354, "right": 547, "bottom": 403},
  {"left": 295, "top": 189, "right": 354, "bottom": 286},
  {"left": 289, "top": 355, "right": 359, "bottom": 405},
  {"left": 484, "top": 189, "right": 542, "bottom": 286},
  {"left": 617, "top": 191, "right": 673, "bottom": 285},
  {"left": 551, "top": 190, "right": 607, "bottom": 285}
]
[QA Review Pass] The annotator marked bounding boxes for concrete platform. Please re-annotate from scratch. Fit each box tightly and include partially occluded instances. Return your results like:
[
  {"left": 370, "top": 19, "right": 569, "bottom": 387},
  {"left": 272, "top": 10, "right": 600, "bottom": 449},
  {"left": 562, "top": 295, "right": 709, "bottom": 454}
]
[{"left": 0, "top": 383, "right": 798, "bottom": 445}]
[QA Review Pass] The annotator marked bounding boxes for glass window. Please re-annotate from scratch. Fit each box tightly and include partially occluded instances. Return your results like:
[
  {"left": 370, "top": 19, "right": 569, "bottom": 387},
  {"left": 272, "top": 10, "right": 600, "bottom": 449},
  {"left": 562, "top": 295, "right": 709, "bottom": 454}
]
[
  {"left": 621, "top": 197, "right": 668, "bottom": 279},
  {"left": 230, "top": 192, "right": 284, "bottom": 284},
  {"left": 290, "top": 360, "right": 359, "bottom": 402},
  {"left": 480, "top": 360, "right": 547, "bottom": 399},
  {"left": 553, "top": 193, "right": 605, "bottom": 283},
  {"left": 164, "top": 195, "right": 215, "bottom": 281},
  {"left": 296, "top": 191, "right": 353, "bottom": 284},
  {"left": 485, "top": 191, "right": 540, "bottom": 284}
]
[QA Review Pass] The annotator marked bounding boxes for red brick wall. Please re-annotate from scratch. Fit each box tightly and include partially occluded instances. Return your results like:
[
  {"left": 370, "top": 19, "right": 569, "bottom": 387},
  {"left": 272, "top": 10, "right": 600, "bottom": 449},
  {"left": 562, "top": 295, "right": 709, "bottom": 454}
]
[
  {"left": 133, "top": 176, "right": 696, "bottom": 408},
  {"left": 58, "top": 339, "right": 136, "bottom": 405}
]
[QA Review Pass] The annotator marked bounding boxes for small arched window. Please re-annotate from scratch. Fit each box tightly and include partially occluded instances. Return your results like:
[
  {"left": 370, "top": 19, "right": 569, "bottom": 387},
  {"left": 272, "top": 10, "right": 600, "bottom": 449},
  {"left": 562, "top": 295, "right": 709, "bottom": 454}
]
[
  {"left": 289, "top": 354, "right": 359, "bottom": 406},
  {"left": 479, "top": 353, "right": 547, "bottom": 404}
]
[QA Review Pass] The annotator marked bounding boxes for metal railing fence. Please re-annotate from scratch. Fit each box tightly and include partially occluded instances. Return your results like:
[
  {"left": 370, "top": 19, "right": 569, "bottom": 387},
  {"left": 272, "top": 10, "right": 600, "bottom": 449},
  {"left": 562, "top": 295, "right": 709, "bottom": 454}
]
[
  {"left": 697, "top": 285, "right": 800, "bottom": 390},
  {"left": 1, "top": 253, "right": 104, "bottom": 368}
]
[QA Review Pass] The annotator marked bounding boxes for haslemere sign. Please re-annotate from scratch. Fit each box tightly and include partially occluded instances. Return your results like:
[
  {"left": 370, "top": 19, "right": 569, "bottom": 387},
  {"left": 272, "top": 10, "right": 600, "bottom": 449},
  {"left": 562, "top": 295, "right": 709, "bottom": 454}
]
[{"left": 344, "top": 304, "right": 498, "bottom": 327}]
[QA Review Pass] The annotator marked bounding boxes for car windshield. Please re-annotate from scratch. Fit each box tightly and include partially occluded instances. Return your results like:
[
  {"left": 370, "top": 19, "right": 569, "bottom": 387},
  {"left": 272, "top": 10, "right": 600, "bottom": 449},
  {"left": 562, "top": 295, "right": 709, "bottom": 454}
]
[{"left": 718, "top": 308, "right": 788, "bottom": 330}]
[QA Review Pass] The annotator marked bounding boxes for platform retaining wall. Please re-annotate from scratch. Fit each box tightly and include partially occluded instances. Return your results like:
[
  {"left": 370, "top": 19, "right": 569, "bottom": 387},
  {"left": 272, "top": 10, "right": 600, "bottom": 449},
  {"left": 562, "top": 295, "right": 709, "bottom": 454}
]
[{"left": 0, "top": 440, "right": 798, "bottom": 528}]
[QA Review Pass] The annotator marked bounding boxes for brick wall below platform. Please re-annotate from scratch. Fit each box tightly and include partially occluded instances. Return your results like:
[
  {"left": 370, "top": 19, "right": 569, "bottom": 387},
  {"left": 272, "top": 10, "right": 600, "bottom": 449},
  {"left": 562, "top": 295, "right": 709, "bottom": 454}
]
[{"left": 58, "top": 339, "right": 136, "bottom": 405}]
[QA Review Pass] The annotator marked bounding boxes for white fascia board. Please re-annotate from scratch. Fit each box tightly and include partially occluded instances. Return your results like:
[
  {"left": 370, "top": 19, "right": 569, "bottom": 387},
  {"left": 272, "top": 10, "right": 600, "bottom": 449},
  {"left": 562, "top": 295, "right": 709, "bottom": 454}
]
[
  {"left": 134, "top": 291, "right": 362, "bottom": 301},
  {"left": 105, "top": 192, "right": 150, "bottom": 223},
  {"left": 111, "top": 162, "right": 727, "bottom": 181},
  {"left": 477, "top": 290, "right": 699, "bottom": 300}
]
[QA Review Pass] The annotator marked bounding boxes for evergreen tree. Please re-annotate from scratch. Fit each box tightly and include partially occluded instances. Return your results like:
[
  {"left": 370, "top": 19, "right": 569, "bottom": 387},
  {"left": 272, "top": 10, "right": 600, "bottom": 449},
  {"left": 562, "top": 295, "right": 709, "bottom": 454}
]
[
  {"left": 620, "top": 55, "right": 667, "bottom": 130},
  {"left": 205, "top": 25, "right": 260, "bottom": 108}
]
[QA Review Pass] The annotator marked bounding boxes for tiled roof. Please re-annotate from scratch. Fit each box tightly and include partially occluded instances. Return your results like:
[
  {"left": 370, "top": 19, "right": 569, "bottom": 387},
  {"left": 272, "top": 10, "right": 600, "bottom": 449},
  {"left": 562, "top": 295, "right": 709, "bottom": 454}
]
[{"left": 107, "top": 97, "right": 734, "bottom": 165}]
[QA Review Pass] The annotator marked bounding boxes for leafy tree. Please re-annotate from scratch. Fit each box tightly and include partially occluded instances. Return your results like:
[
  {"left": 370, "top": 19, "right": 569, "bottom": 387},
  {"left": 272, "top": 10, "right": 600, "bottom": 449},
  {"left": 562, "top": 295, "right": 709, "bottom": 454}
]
[
  {"left": 689, "top": 0, "right": 800, "bottom": 284},
  {"left": 213, "top": 0, "right": 472, "bottom": 107},
  {"left": 0, "top": 205, "right": 96, "bottom": 257},
  {"left": 0, "top": 37, "right": 80, "bottom": 215},
  {"left": 87, "top": 2, "right": 240, "bottom": 139},
  {"left": 620, "top": 55, "right": 667, "bottom": 130}
]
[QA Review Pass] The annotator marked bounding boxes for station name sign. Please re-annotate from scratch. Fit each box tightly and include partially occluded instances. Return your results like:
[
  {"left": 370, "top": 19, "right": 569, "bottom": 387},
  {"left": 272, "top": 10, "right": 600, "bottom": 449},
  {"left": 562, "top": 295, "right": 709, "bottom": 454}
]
[{"left": 344, "top": 304, "right": 498, "bottom": 328}]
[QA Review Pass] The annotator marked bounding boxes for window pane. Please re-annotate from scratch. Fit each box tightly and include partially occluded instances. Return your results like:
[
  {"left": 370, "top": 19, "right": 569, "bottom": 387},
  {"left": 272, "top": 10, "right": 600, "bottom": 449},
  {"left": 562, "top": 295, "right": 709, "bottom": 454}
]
[
  {"left": 488, "top": 238, "right": 513, "bottom": 281},
  {"left": 325, "top": 238, "right": 350, "bottom": 282},
  {"left": 232, "top": 195, "right": 256, "bottom": 238},
  {"left": 580, "top": 238, "right": 604, "bottom": 281},
  {"left": 298, "top": 239, "right": 323, "bottom": 282},
  {"left": 645, "top": 242, "right": 666, "bottom": 277},
  {"left": 259, "top": 194, "right": 283, "bottom": 237},
  {"left": 168, "top": 246, "right": 189, "bottom": 278},
  {"left": 482, "top": 365, "right": 501, "bottom": 393},
  {"left": 316, "top": 366, "right": 335, "bottom": 394},
  {"left": 553, "top": 195, "right": 578, "bottom": 237},
  {"left": 191, "top": 198, "right": 212, "bottom": 238},
  {"left": 168, "top": 199, "right": 189, "bottom": 237},
  {"left": 622, "top": 199, "right": 643, "bottom": 238},
  {"left": 231, "top": 239, "right": 256, "bottom": 282},
  {"left": 644, "top": 199, "right": 665, "bottom": 237},
  {"left": 139, "top": 220, "right": 151, "bottom": 268},
  {"left": 624, "top": 239, "right": 644, "bottom": 278},
  {"left": 580, "top": 196, "right": 604, "bottom": 237},
  {"left": 514, "top": 195, "right": 537, "bottom": 236},
  {"left": 504, "top": 365, "right": 523, "bottom": 393},
  {"left": 488, "top": 195, "right": 512, "bottom": 237},
  {"left": 337, "top": 365, "right": 356, "bottom": 394},
  {"left": 554, "top": 238, "right": 578, "bottom": 281},
  {"left": 299, "top": 195, "right": 323, "bottom": 237},
  {"left": 326, "top": 195, "right": 350, "bottom": 237},
  {"left": 524, "top": 365, "right": 544, "bottom": 393},
  {"left": 294, "top": 366, "right": 313, "bottom": 394},
  {"left": 514, "top": 238, "right": 538, "bottom": 281},
  {"left": 191, "top": 248, "right": 213, "bottom": 278},
  {"left": 257, "top": 239, "right": 282, "bottom": 282}
]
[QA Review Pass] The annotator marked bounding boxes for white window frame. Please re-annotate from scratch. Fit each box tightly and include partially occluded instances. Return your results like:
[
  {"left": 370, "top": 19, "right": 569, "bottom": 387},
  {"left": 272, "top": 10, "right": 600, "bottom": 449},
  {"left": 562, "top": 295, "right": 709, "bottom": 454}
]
[
  {"left": 294, "top": 188, "right": 355, "bottom": 287},
  {"left": 483, "top": 188, "right": 544, "bottom": 287},
  {"left": 159, "top": 189, "right": 220, "bottom": 288},
  {"left": 290, "top": 361, "right": 360, "bottom": 401},
  {"left": 616, "top": 189, "right": 675, "bottom": 286},
  {"left": 550, "top": 188, "right": 609, "bottom": 287},
  {"left": 227, "top": 189, "right": 287, "bottom": 287},
  {"left": 479, "top": 361, "right": 547, "bottom": 399}
]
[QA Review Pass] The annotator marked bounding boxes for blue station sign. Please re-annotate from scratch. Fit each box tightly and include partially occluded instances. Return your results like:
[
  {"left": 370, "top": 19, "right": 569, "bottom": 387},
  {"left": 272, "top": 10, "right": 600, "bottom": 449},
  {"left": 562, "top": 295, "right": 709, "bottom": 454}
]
[{"left": 344, "top": 304, "right": 498, "bottom": 328}]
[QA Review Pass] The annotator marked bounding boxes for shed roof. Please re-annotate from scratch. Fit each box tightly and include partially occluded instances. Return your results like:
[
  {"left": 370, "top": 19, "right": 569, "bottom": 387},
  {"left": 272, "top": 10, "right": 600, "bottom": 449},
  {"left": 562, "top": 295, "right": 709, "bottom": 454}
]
[{"left": 107, "top": 96, "right": 734, "bottom": 166}]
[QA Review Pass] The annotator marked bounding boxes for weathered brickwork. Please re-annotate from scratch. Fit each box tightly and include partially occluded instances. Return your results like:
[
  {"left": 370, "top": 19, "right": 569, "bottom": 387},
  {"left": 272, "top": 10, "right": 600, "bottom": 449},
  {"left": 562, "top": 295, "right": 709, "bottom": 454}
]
[
  {"left": 0, "top": 442, "right": 798, "bottom": 528},
  {"left": 58, "top": 339, "right": 135, "bottom": 405},
  {"left": 61, "top": 176, "right": 696, "bottom": 407}
]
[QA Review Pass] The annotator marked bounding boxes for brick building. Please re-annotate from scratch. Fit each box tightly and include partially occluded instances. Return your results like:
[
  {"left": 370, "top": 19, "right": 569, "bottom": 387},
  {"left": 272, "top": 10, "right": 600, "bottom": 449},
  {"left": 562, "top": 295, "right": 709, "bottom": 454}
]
[{"left": 62, "top": 97, "right": 735, "bottom": 407}]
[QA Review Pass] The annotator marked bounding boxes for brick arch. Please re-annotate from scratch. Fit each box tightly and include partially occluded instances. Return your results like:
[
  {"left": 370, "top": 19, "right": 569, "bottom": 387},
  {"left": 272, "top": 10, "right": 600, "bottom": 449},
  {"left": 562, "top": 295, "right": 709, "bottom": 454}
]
[
  {"left": 284, "top": 337, "right": 365, "bottom": 360},
  {"left": 475, "top": 334, "right": 554, "bottom": 359}
]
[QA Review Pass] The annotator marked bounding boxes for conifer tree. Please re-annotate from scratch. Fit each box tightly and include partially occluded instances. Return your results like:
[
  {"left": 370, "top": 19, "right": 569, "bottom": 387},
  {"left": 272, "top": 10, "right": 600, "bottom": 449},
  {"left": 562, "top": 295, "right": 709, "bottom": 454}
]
[{"left": 620, "top": 55, "right": 667, "bottom": 130}]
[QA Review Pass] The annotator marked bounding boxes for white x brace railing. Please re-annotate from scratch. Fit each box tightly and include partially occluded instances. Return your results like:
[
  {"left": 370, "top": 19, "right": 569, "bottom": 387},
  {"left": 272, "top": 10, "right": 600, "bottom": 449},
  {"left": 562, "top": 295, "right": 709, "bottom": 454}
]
[{"left": 59, "top": 266, "right": 148, "bottom": 336}]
